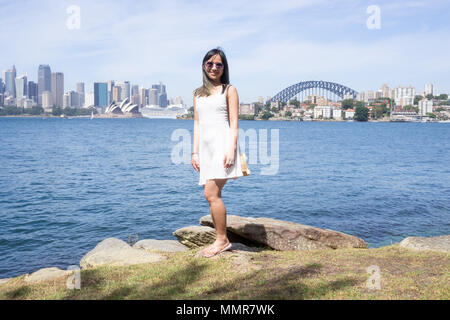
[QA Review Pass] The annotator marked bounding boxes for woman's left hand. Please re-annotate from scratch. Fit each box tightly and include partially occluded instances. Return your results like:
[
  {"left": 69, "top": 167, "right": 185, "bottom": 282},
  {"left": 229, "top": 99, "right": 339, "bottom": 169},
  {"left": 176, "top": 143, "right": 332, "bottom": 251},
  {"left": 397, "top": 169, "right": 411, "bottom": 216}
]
[{"left": 223, "top": 149, "right": 235, "bottom": 169}]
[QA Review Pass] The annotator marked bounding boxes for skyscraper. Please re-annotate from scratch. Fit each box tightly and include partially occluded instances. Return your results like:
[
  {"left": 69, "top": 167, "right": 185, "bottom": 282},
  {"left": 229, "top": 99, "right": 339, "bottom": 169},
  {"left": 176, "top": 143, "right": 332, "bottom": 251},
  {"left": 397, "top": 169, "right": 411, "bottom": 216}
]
[
  {"left": 107, "top": 80, "right": 115, "bottom": 104},
  {"left": 51, "top": 72, "right": 64, "bottom": 107},
  {"left": 4, "top": 65, "right": 17, "bottom": 98},
  {"left": 139, "top": 88, "right": 148, "bottom": 107},
  {"left": 94, "top": 82, "right": 108, "bottom": 107},
  {"left": 76, "top": 82, "right": 85, "bottom": 107},
  {"left": 148, "top": 88, "right": 159, "bottom": 106},
  {"left": 28, "top": 81, "right": 38, "bottom": 103},
  {"left": 112, "top": 85, "right": 122, "bottom": 102},
  {"left": 15, "top": 75, "right": 27, "bottom": 99},
  {"left": 123, "top": 81, "right": 131, "bottom": 100},
  {"left": 38, "top": 65, "right": 51, "bottom": 105},
  {"left": 42, "top": 91, "right": 52, "bottom": 111},
  {"left": 152, "top": 82, "right": 167, "bottom": 108}
]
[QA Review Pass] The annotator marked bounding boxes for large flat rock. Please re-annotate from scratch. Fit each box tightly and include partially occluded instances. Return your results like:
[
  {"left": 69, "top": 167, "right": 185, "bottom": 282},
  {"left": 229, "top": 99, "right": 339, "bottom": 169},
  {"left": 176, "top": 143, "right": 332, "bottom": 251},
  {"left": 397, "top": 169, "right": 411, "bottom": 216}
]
[
  {"left": 399, "top": 235, "right": 450, "bottom": 253},
  {"left": 172, "top": 226, "right": 217, "bottom": 248},
  {"left": 133, "top": 239, "right": 189, "bottom": 252},
  {"left": 200, "top": 215, "right": 368, "bottom": 250},
  {"left": 25, "top": 267, "right": 74, "bottom": 283},
  {"left": 80, "top": 238, "right": 166, "bottom": 269}
]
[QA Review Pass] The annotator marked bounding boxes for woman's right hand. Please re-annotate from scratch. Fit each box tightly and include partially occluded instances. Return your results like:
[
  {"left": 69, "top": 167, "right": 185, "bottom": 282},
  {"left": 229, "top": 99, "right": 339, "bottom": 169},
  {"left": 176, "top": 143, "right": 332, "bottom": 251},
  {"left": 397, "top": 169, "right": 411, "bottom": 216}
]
[{"left": 192, "top": 154, "right": 200, "bottom": 172}]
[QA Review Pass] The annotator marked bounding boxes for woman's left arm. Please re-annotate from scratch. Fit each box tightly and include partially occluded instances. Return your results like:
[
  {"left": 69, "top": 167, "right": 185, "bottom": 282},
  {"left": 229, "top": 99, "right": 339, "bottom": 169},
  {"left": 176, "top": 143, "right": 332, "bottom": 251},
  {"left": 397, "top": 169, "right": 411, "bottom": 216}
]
[{"left": 227, "top": 85, "right": 239, "bottom": 154}]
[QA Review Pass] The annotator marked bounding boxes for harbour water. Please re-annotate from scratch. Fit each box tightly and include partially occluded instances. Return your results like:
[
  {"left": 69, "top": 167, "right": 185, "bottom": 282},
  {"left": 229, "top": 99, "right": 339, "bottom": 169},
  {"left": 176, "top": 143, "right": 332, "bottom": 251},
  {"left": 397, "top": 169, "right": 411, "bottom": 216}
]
[{"left": 0, "top": 117, "right": 449, "bottom": 278}]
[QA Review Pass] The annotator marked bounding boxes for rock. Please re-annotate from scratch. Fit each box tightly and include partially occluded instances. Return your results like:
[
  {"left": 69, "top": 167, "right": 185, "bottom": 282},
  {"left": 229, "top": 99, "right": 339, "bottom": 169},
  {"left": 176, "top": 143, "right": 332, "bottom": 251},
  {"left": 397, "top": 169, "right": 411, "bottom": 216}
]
[
  {"left": 24, "top": 267, "right": 74, "bottom": 284},
  {"left": 173, "top": 226, "right": 216, "bottom": 248},
  {"left": 80, "top": 238, "right": 166, "bottom": 269},
  {"left": 133, "top": 239, "right": 189, "bottom": 252},
  {"left": 0, "top": 278, "right": 12, "bottom": 285},
  {"left": 200, "top": 215, "right": 368, "bottom": 250},
  {"left": 399, "top": 235, "right": 450, "bottom": 253}
]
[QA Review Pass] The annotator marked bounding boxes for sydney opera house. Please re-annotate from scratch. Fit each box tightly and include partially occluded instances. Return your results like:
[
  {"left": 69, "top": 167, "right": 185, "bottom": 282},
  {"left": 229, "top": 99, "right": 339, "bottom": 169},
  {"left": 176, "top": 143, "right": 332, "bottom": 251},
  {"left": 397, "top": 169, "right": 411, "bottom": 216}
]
[{"left": 103, "top": 97, "right": 142, "bottom": 117}]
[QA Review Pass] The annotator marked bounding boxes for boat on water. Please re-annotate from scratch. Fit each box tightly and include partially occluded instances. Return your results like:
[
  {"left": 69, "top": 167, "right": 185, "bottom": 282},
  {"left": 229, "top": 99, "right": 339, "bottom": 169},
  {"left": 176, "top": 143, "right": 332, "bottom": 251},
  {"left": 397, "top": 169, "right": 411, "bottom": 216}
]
[{"left": 90, "top": 110, "right": 94, "bottom": 120}]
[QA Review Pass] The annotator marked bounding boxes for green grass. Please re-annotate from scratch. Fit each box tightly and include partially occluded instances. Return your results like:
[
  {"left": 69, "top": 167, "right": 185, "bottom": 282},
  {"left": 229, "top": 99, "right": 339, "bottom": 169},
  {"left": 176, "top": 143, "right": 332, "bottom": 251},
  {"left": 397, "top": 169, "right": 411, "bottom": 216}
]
[{"left": 0, "top": 244, "right": 448, "bottom": 300}]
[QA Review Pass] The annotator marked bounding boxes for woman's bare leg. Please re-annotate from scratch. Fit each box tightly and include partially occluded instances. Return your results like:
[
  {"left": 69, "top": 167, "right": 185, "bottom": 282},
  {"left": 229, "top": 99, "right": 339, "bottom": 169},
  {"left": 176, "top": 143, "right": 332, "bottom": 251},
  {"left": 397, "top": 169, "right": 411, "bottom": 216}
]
[{"left": 203, "top": 178, "right": 229, "bottom": 255}]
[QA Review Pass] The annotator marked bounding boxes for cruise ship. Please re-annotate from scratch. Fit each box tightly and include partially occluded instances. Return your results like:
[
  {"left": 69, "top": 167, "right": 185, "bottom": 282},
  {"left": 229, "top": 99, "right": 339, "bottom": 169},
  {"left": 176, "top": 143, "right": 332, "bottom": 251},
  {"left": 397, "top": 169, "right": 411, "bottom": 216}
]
[{"left": 140, "top": 104, "right": 188, "bottom": 119}]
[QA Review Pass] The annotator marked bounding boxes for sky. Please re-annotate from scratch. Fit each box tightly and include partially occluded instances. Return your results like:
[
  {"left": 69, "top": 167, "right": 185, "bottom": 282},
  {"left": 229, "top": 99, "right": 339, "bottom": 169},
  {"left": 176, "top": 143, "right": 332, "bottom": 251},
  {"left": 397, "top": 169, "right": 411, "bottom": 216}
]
[{"left": 1, "top": 0, "right": 450, "bottom": 104}]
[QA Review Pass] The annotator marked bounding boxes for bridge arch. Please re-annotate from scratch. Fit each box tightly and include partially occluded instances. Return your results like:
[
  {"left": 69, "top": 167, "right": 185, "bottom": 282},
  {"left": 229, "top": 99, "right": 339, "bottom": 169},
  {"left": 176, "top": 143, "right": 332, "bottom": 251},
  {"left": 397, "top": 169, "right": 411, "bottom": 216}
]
[{"left": 271, "top": 80, "right": 358, "bottom": 103}]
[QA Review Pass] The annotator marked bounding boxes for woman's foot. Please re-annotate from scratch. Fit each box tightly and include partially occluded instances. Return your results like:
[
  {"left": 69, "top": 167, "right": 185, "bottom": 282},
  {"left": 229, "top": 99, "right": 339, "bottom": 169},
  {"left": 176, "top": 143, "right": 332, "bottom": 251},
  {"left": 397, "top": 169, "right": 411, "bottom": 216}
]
[{"left": 202, "top": 240, "right": 232, "bottom": 258}]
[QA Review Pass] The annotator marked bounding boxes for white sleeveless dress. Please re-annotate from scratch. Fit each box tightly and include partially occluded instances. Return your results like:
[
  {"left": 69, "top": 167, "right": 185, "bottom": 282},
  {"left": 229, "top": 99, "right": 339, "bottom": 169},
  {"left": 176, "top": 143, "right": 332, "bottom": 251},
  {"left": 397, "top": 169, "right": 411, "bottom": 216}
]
[{"left": 195, "top": 84, "right": 244, "bottom": 186}]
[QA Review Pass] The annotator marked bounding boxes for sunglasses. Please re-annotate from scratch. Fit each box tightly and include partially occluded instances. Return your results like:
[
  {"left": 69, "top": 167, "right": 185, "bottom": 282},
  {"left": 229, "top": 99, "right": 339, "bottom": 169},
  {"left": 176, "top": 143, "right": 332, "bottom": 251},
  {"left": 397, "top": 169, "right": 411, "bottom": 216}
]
[{"left": 204, "top": 61, "right": 224, "bottom": 70}]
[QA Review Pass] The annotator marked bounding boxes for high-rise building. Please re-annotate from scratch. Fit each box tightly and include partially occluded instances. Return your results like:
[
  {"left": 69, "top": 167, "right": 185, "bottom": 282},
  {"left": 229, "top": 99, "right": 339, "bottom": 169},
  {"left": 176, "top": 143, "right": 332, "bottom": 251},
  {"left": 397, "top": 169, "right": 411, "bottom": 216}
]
[
  {"left": 139, "top": 88, "right": 148, "bottom": 107},
  {"left": 28, "top": 81, "right": 38, "bottom": 103},
  {"left": 84, "top": 92, "right": 94, "bottom": 107},
  {"left": 107, "top": 80, "right": 115, "bottom": 104},
  {"left": 63, "top": 91, "right": 80, "bottom": 108},
  {"left": 38, "top": 65, "right": 51, "bottom": 105},
  {"left": 15, "top": 75, "right": 27, "bottom": 99},
  {"left": 419, "top": 98, "right": 433, "bottom": 116},
  {"left": 152, "top": 82, "right": 167, "bottom": 108},
  {"left": 393, "top": 86, "right": 415, "bottom": 106},
  {"left": 123, "top": 81, "right": 131, "bottom": 100},
  {"left": 380, "top": 84, "right": 390, "bottom": 98},
  {"left": 42, "top": 91, "right": 53, "bottom": 111},
  {"left": 131, "top": 85, "right": 139, "bottom": 97},
  {"left": 76, "top": 82, "right": 85, "bottom": 107},
  {"left": 425, "top": 83, "right": 433, "bottom": 96},
  {"left": 51, "top": 72, "right": 64, "bottom": 107},
  {"left": 148, "top": 88, "right": 159, "bottom": 106},
  {"left": 112, "top": 85, "right": 122, "bottom": 102},
  {"left": 94, "top": 82, "right": 108, "bottom": 107},
  {"left": 4, "top": 65, "right": 17, "bottom": 98}
]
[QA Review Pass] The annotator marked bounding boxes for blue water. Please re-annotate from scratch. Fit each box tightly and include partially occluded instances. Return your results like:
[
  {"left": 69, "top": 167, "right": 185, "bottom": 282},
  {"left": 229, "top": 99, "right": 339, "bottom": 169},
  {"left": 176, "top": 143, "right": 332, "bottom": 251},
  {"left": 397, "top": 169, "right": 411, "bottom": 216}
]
[{"left": 0, "top": 117, "right": 449, "bottom": 278}]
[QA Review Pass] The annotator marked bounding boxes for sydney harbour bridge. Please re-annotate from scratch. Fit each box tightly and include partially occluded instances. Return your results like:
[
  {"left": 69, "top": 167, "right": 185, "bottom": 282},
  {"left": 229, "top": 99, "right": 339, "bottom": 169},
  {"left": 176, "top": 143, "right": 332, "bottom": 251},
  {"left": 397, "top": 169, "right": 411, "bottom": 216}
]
[{"left": 270, "top": 80, "right": 358, "bottom": 103}]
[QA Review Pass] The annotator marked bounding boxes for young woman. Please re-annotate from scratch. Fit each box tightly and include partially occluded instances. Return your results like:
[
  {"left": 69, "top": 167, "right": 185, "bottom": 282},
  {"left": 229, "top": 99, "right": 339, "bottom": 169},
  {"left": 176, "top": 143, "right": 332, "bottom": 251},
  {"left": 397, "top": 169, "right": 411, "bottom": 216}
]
[{"left": 191, "top": 48, "right": 244, "bottom": 258}]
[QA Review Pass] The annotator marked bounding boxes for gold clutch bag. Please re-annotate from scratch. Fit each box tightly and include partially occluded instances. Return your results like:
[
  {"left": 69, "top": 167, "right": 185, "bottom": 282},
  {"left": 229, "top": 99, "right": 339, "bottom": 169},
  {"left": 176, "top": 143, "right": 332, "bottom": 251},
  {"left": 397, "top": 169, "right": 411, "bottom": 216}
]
[{"left": 239, "top": 152, "right": 250, "bottom": 176}]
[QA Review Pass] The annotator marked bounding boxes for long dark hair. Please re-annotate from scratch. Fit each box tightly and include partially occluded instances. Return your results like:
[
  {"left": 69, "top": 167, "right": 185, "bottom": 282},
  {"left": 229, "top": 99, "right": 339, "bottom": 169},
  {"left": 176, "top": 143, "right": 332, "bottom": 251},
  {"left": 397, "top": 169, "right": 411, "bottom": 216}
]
[{"left": 194, "top": 47, "right": 230, "bottom": 97}]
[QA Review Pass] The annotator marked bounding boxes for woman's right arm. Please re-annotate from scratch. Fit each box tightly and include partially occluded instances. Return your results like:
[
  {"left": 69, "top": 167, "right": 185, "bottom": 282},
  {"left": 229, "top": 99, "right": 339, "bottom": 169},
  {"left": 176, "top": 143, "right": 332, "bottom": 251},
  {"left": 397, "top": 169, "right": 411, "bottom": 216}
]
[{"left": 192, "top": 94, "right": 200, "bottom": 172}]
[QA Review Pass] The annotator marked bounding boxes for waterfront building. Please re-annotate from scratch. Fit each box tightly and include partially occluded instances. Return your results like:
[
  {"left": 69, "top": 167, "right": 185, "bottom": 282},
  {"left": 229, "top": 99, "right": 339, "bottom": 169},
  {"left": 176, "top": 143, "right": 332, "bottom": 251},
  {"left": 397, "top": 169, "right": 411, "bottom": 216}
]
[
  {"left": 51, "top": 72, "right": 64, "bottom": 107},
  {"left": 393, "top": 85, "right": 415, "bottom": 106},
  {"left": 94, "top": 82, "right": 108, "bottom": 107},
  {"left": 345, "top": 108, "right": 355, "bottom": 119},
  {"left": 380, "top": 84, "right": 390, "bottom": 98},
  {"left": 76, "top": 82, "right": 85, "bottom": 107},
  {"left": 84, "top": 91, "right": 94, "bottom": 108},
  {"left": 107, "top": 80, "right": 115, "bottom": 104},
  {"left": 15, "top": 75, "right": 27, "bottom": 100},
  {"left": 152, "top": 82, "right": 168, "bottom": 108},
  {"left": 38, "top": 64, "right": 51, "bottom": 105},
  {"left": 332, "top": 108, "right": 342, "bottom": 119},
  {"left": 112, "top": 85, "right": 122, "bottom": 102},
  {"left": 42, "top": 91, "right": 52, "bottom": 111},
  {"left": 28, "top": 81, "right": 37, "bottom": 103},
  {"left": 4, "top": 65, "right": 17, "bottom": 98},
  {"left": 148, "top": 88, "right": 159, "bottom": 106},
  {"left": 419, "top": 98, "right": 433, "bottom": 116},
  {"left": 139, "top": 88, "right": 148, "bottom": 107},
  {"left": 314, "top": 105, "right": 332, "bottom": 119},
  {"left": 239, "top": 103, "right": 256, "bottom": 115}
]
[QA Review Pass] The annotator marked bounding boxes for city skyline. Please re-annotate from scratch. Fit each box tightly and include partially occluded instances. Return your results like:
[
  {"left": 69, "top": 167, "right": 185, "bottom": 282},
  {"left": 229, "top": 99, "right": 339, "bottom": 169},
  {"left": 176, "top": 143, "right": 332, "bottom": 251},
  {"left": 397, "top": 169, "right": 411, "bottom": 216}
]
[{"left": 1, "top": 0, "right": 449, "bottom": 104}]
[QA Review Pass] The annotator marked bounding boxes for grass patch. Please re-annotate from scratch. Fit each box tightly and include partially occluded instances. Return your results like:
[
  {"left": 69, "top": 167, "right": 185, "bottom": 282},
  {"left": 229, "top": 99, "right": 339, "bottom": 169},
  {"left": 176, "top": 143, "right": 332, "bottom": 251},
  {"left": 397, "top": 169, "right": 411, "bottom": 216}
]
[{"left": 0, "top": 245, "right": 448, "bottom": 300}]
